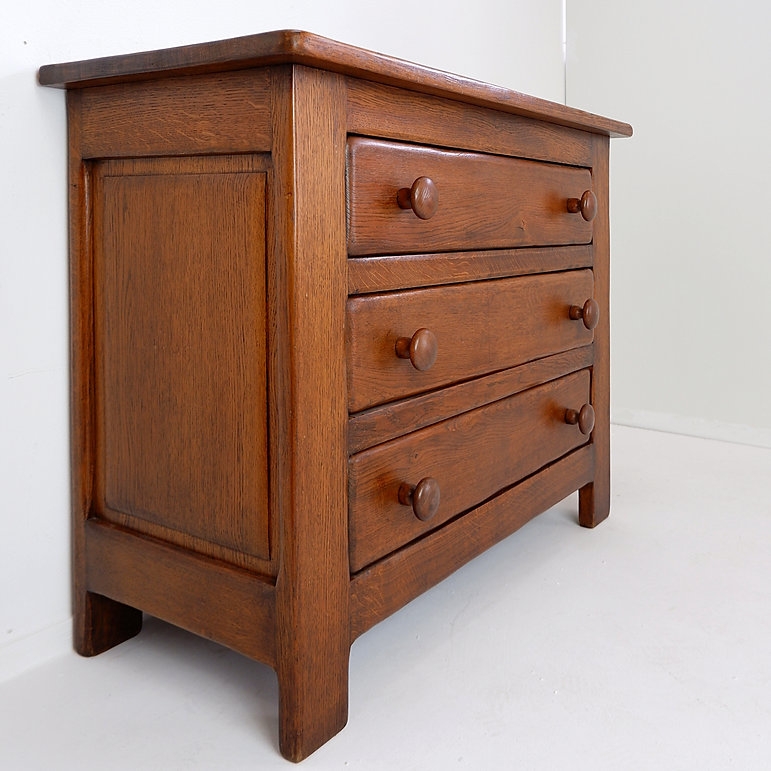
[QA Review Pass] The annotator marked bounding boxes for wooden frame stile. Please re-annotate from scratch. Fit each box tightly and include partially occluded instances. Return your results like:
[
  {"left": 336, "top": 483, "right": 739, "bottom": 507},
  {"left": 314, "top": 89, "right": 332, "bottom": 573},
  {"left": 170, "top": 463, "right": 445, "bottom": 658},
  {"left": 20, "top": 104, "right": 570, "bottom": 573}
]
[
  {"left": 270, "top": 65, "right": 351, "bottom": 762},
  {"left": 580, "top": 134, "right": 611, "bottom": 528},
  {"left": 68, "top": 88, "right": 143, "bottom": 656}
]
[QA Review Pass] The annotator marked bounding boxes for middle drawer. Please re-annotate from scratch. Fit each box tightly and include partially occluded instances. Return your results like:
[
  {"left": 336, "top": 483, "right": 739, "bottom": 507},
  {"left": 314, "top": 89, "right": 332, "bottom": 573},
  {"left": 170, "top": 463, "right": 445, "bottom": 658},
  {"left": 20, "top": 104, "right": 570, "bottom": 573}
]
[{"left": 347, "top": 269, "right": 595, "bottom": 412}]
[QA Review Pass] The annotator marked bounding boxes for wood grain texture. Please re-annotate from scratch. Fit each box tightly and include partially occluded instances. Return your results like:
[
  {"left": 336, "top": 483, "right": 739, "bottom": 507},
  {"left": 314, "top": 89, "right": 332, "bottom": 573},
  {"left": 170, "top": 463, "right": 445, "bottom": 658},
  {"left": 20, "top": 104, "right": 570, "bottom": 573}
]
[
  {"left": 580, "top": 135, "right": 612, "bottom": 528},
  {"left": 271, "top": 66, "right": 351, "bottom": 762},
  {"left": 347, "top": 78, "right": 595, "bottom": 167},
  {"left": 348, "top": 245, "right": 593, "bottom": 295},
  {"left": 86, "top": 520, "right": 276, "bottom": 666},
  {"left": 350, "top": 444, "right": 594, "bottom": 639},
  {"left": 93, "top": 155, "right": 271, "bottom": 562},
  {"left": 79, "top": 69, "right": 272, "bottom": 158},
  {"left": 349, "top": 370, "right": 591, "bottom": 572},
  {"left": 68, "top": 89, "right": 143, "bottom": 656},
  {"left": 38, "top": 30, "right": 632, "bottom": 138},
  {"left": 47, "top": 36, "right": 627, "bottom": 760},
  {"left": 347, "top": 269, "right": 595, "bottom": 412},
  {"left": 348, "top": 346, "right": 594, "bottom": 454},
  {"left": 347, "top": 137, "right": 594, "bottom": 256}
]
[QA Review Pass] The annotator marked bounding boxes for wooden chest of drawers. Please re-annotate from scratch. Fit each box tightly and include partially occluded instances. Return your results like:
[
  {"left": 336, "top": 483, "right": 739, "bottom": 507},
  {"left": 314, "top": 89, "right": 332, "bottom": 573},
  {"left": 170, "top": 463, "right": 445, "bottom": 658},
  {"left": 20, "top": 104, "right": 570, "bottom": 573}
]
[{"left": 39, "top": 31, "right": 631, "bottom": 761}]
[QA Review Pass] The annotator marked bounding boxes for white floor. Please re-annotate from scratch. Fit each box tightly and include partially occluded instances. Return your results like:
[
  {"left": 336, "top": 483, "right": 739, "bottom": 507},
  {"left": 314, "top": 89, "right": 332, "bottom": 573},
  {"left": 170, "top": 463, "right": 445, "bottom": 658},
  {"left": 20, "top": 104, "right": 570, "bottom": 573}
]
[{"left": 2, "top": 426, "right": 769, "bottom": 770}]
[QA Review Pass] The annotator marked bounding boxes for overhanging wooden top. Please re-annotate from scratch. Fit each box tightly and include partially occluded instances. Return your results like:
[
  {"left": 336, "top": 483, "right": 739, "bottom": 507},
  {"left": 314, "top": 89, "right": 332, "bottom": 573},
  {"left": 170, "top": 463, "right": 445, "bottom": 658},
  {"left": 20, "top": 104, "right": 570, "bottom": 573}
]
[{"left": 38, "top": 29, "right": 632, "bottom": 138}]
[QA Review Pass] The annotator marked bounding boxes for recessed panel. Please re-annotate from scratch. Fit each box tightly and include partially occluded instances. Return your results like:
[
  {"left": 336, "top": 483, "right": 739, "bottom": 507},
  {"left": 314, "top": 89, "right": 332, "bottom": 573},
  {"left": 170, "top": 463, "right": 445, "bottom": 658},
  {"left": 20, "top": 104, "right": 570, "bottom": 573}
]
[{"left": 94, "top": 157, "right": 269, "bottom": 560}]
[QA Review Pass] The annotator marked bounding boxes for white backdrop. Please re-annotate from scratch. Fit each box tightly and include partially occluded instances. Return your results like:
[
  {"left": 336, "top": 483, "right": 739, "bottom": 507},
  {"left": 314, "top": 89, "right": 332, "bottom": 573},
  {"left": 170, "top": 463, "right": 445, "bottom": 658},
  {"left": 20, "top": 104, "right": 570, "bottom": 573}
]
[
  {"left": 3, "top": 0, "right": 768, "bottom": 677},
  {"left": 0, "top": 0, "right": 564, "bottom": 676},
  {"left": 567, "top": 0, "right": 771, "bottom": 446}
]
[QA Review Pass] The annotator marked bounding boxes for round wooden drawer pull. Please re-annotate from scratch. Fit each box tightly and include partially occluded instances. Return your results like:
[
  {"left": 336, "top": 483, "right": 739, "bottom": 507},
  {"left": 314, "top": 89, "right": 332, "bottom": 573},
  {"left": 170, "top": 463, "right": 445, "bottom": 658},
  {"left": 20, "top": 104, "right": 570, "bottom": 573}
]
[
  {"left": 565, "top": 403, "right": 595, "bottom": 435},
  {"left": 395, "top": 328, "right": 438, "bottom": 371},
  {"left": 397, "top": 176, "right": 439, "bottom": 220},
  {"left": 569, "top": 298, "right": 600, "bottom": 330},
  {"left": 398, "top": 477, "right": 441, "bottom": 521},
  {"left": 567, "top": 190, "right": 597, "bottom": 222}
]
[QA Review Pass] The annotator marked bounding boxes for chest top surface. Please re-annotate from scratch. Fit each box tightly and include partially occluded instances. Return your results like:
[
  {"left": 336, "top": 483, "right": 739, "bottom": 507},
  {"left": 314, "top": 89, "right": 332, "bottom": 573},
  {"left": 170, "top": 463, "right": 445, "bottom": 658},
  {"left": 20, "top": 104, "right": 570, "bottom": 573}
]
[{"left": 38, "top": 29, "right": 632, "bottom": 138}]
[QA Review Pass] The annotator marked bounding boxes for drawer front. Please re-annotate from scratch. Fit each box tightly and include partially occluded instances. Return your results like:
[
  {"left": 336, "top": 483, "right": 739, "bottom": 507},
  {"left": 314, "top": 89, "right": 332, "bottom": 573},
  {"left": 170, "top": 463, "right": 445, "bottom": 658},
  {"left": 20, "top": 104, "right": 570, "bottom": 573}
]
[
  {"left": 349, "top": 369, "right": 592, "bottom": 572},
  {"left": 347, "top": 137, "right": 594, "bottom": 256},
  {"left": 347, "top": 269, "right": 594, "bottom": 412}
]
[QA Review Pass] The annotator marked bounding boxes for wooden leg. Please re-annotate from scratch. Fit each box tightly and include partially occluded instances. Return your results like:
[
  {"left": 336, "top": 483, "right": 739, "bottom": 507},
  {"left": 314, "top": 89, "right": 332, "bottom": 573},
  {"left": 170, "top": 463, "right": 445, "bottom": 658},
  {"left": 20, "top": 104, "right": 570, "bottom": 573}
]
[
  {"left": 579, "top": 478, "right": 610, "bottom": 529},
  {"left": 580, "top": 136, "right": 612, "bottom": 530},
  {"left": 271, "top": 66, "right": 351, "bottom": 763},
  {"left": 74, "top": 590, "right": 142, "bottom": 657},
  {"left": 276, "top": 641, "right": 349, "bottom": 762}
]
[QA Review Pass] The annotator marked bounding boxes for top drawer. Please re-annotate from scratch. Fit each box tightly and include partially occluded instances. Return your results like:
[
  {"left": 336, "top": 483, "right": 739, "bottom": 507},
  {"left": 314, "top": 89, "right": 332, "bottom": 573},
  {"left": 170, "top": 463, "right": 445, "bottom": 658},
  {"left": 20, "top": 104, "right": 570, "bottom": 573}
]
[{"left": 347, "top": 138, "right": 595, "bottom": 256}]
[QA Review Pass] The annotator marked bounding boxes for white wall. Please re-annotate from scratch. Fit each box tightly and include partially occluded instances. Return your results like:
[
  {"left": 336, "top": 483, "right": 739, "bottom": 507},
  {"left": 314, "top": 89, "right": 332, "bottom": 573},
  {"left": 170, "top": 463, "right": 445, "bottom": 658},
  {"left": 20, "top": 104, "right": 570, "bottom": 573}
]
[
  {"left": 10, "top": 0, "right": 767, "bottom": 678},
  {"left": 567, "top": 0, "right": 771, "bottom": 446},
  {"left": 0, "top": 1, "right": 564, "bottom": 677}
]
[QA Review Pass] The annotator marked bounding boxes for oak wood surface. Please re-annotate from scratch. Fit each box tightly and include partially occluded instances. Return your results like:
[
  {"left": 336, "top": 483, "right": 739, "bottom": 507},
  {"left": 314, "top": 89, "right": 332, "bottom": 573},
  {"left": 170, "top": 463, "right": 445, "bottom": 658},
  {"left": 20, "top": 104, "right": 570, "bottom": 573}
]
[
  {"left": 45, "top": 35, "right": 627, "bottom": 761},
  {"left": 347, "top": 269, "right": 595, "bottom": 412},
  {"left": 93, "top": 155, "right": 271, "bottom": 562},
  {"left": 346, "top": 79, "right": 595, "bottom": 167},
  {"left": 68, "top": 89, "right": 143, "bottom": 655},
  {"left": 347, "top": 346, "right": 593, "bottom": 454},
  {"left": 271, "top": 66, "right": 351, "bottom": 762},
  {"left": 348, "top": 244, "right": 593, "bottom": 295},
  {"left": 350, "top": 444, "right": 594, "bottom": 639},
  {"left": 579, "top": 136, "right": 612, "bottom": 528},
  {"left": 348, "top": 370, "right": 591, "bottom": 572},
  {"left": 79, "top": 69, "right": 272, "bottom": 158},
  {"left": 347, "top": 137, "right": 594, "bottom": 256},
  {"left": 86, "top": 520, "right": 277, "bottom": 666},
  {"left": 38, "top": 30, "right": 632, "bottom": 138}
]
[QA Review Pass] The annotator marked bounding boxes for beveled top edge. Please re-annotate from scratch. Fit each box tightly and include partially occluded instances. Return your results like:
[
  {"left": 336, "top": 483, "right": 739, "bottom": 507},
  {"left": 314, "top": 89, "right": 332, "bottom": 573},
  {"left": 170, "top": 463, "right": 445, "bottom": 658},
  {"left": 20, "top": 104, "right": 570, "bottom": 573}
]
[{"left": 38, "top": 30, "right": 632, "bottom": 138}]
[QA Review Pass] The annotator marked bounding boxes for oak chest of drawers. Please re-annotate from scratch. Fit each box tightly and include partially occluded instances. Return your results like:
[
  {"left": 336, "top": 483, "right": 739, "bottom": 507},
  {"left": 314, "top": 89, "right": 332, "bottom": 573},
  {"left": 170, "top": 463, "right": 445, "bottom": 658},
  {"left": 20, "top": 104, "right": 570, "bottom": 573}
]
[{"left": 39, "top": 31, "right": 631, "bottom": 761}]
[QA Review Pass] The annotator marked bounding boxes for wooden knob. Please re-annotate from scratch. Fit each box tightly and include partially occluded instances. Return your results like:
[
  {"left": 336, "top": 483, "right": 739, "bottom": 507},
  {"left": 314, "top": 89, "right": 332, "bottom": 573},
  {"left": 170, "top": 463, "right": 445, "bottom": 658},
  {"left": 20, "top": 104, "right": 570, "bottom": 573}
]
[
  {"left": 565, "top": 403, "right": 595, "bottom": 435},
  {"left": 569, "top": 298, "right": 600, "bottom": 330},
  {"left": 398, "top": 477, "right": 441, "bottom": 521},
  {"left": 397, "top": 176, "right": 439, "bottom": 220},
  {"left": 567, "top": 190, "right": 597, "bottom": 222},
  {"left": 395, "top": 328, "right": 438, "bottom": 371}
]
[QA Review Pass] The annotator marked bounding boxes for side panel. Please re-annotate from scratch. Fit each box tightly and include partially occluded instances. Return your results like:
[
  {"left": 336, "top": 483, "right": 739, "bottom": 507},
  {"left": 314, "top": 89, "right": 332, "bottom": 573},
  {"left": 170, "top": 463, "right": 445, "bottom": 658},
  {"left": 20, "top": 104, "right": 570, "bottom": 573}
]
[{"left": 92, "top": 155, "right": 270, "bottom": 561}]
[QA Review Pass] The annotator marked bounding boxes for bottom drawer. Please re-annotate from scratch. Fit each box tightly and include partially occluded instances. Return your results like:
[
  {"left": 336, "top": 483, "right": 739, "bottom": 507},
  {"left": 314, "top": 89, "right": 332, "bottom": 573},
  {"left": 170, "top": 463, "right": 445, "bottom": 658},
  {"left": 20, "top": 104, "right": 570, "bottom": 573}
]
[{"left": 348, "top": 369, "right": 592, "bottom": 572}]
